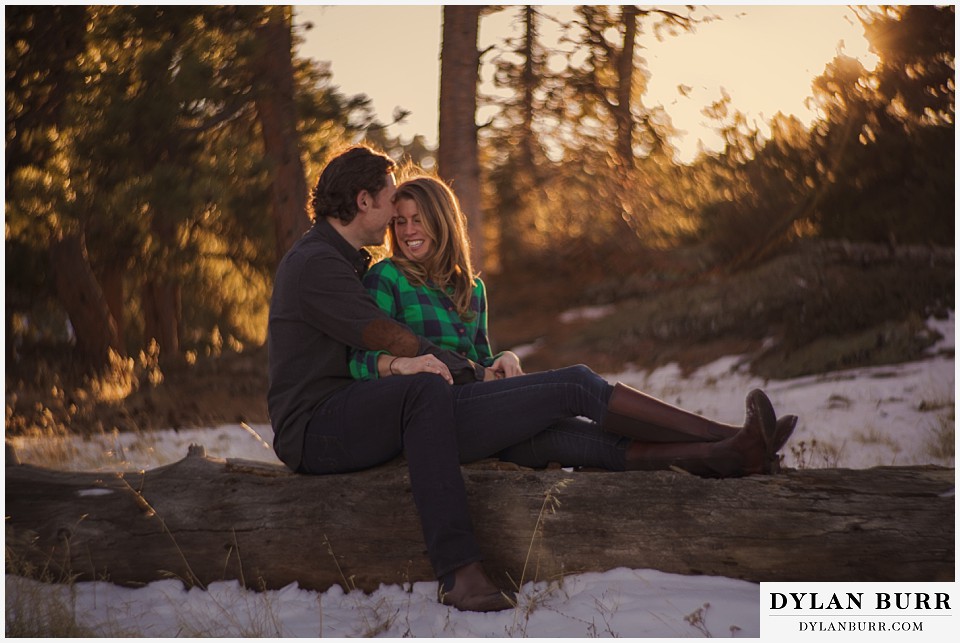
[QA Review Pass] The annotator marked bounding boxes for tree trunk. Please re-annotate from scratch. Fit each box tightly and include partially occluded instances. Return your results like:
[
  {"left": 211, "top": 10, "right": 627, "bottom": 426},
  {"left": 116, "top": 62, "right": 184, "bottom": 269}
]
[
  {"left": 6, "top": 447, "right": 953, "bottom": 592},
  {"left": 140, "top": 207, "right": 183, "bottom": 366},
  {"left": 518, "top": 5, "right": 539, "bottom": 185},
  {"left": 497, "top": 6, "right": 539, "bottom": 270},
  {"left": 515, "top": 6, "right": 540, "bottom": 259},
  {"left": 141, "top": 279, "right": 181, "bottom": 365},
  {"left": 98, "top": 264, "right": 125, "bottom": 346},
  {"left": 48, "top": 231, "right": 123, "bottom": 369},
  {"left": 252, "top": 5, "right": 310, "bottom": 264},
  {"left": 438, "top": 5, "right": 484, "bottom": 270},
  {"left": 615, "top": 5, "right": 639, "bottom": 167}
]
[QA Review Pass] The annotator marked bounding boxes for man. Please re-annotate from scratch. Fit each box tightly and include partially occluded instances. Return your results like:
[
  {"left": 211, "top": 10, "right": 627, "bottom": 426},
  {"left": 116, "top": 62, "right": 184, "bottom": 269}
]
[{"left": 267, "top": 145, "right": 513, "bottom": 612}]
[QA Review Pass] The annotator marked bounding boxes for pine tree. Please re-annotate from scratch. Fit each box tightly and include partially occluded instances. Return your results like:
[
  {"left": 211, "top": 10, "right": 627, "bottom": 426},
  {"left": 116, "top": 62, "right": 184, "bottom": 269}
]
[{"left": 438, "top": 5, "right": 484, "bottom": 269}]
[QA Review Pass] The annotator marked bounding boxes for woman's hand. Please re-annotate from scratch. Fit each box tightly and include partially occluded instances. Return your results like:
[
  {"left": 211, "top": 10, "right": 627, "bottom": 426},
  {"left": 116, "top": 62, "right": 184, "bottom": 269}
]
[
  {"left": 490, "top": 351, "right": 523, "bottom": 379},
  {"left": 390, "top": 355, "right": 453, "bottom": 384}
]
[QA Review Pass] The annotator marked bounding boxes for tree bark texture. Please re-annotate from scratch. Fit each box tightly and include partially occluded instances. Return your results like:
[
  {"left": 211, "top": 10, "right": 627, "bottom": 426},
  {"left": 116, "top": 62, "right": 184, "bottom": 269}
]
[
  {"left": 141, "top": 206, "right": 183, "bottom": 365},
  {"left": 438, "top": 6, "right": 484, "bottom": 270},
  {"left": 98, "top": 265, "right": 125, "bottom": 346},
  {"left": 48, "top": 231, "right": 123, "bottom": 369},
  {"left": 5, "top": 448, "right": 953, "bottom": 593},
  {"left": 252, "top": 5, "right": 310, "bottom": 264},
  {"left": 140, "top": 279, "right": 181, "bottom": 366},
  {"left": 615, "top": 5, "right": 638, "bottom": 167}
]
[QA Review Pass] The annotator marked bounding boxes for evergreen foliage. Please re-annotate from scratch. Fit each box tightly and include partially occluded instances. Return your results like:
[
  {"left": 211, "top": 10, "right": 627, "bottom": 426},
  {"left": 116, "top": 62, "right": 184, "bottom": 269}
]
[
  {"left": 6, "top": 6, "right": 377, "bottom": 368},
  {"left": 6, "top": 5, "right": 954, "bottom": 373},
  {"left": 479, "top": 5, "right": 953, "bottom": 272}
]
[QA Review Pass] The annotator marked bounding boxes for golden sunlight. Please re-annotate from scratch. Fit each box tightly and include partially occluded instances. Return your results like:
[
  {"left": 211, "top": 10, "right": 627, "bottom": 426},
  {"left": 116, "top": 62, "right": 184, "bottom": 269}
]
[
  {"left": 645, "top": 5, "right": 879, "bottom": 160},
  {"left": 296, "top": 5, "right": 878, "bottom": 163}
]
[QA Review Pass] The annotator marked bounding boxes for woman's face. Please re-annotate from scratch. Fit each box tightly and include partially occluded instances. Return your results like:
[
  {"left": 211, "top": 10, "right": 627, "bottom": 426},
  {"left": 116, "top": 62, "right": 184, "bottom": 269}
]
[{"left": 393, "top": 198, "right": 433, "bottom": 263}]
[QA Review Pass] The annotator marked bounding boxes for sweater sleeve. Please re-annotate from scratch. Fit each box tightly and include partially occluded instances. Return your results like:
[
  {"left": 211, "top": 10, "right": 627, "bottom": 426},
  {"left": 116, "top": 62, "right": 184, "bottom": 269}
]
[{"left": 348, "top": 263, "right": 397, "bottom": 380}]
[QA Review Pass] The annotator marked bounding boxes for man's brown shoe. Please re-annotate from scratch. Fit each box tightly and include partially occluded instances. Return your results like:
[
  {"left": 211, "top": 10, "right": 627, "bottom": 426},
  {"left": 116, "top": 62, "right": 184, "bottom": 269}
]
[{"left": 438, "top": 562, "right": 515, "bottom": 612}]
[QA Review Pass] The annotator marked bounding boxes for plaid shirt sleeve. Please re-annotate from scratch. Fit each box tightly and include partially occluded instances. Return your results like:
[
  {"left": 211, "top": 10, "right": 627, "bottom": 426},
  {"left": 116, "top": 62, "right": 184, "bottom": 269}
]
[{"left": 473, "top": 278, "right": 499, "bottom": 367}]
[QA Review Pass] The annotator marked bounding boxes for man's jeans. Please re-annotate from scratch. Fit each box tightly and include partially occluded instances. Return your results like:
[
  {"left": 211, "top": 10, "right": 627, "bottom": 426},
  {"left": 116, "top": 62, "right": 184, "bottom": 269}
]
[{"left": 300, "top": 365, "right": 624, "bottom": 578}]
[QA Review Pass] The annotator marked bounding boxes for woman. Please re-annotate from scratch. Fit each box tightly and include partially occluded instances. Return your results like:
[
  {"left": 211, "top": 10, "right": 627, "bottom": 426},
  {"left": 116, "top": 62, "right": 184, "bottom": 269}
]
[{"left": 349, "top": 176, "right": 796, "bottom": 477}]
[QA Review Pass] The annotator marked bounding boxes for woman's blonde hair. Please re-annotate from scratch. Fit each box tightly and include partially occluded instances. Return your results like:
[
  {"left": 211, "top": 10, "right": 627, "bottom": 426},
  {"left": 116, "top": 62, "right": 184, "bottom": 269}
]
[{"left": 389, "top": 176, "right": 476, "bottom": 320}]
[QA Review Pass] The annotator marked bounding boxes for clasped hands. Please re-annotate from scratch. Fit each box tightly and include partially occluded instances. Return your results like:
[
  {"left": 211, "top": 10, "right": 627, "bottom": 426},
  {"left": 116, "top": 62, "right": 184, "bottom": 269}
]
[
  {"left": 389, "top": 351, "right": 523, "bottom": 384},
  {"left": 486, "top": 351, "right": 523, "bottom": 380}
]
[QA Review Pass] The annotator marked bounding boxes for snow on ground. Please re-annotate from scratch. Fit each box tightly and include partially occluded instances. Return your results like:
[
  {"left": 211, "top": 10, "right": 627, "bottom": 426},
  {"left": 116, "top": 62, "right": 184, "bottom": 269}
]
[
  {"left": 609, "top": 311, "right": 955, "bottom": 471},
  {"left": 6, "top": 569, "right": 759, "bottom": 637},
  {"left": 5, "top": 313, "right": 954, "bottom": 637}
]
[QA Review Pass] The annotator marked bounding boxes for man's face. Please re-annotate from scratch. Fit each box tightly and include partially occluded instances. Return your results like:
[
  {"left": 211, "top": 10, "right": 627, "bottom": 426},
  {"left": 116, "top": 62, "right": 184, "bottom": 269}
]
[{"left": 360, "top": 173, "right": 398, "bottom": 246}]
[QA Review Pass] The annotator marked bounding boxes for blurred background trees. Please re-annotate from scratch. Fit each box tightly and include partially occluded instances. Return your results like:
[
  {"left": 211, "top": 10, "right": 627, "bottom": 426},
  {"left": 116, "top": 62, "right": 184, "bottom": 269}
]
[
  {"left": 480, "top": 4, "right": 953, "bottom": 273},
  {"left": 6, "top": 4, "right": 954, "bottom": 377},
  {"left": 7, "top": 5, "right": 378, "bottom": 372}
]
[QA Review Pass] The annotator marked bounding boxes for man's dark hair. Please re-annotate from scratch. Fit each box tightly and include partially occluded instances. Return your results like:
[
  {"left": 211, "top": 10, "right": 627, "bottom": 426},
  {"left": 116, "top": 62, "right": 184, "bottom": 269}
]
[{"left": 310, "top": 146, "right": 396, "bottom": 223}]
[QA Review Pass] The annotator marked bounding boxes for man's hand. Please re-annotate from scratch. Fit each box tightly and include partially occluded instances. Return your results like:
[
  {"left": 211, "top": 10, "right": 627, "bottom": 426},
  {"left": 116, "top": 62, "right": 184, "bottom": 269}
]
[
  {"left": 489, "top": 351, "right": 523, "bottom": 379},
  {"left": 391, "top": 355, "right": 453, "bottom": 384}
]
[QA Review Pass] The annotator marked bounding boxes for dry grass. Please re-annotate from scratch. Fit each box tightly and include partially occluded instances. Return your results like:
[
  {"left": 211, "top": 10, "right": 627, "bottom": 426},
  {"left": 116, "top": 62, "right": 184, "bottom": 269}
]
[
  {"left": 852, "top": 424, "right": 903, "bottom": 451},
  {"left": 505, "top": 477, "right": 573, "bottom": 636},
  {"left": 789, "top": 438, "right": 846, "bottom": 469},
  {"left": 6, "top": 548, "right": 298, "bottom": 637},
  {"left": 923, "top": 408, "right": 955, "bottom": 462},
  {"left": 5, "top": 425, "right": 158, "bottom": 471},
  {"left": 916, "top": 390, "right": 955, "bottom": 462},
  {"left": 321, "top": 534, "right": 405, "bottom": 637},
  {"left": 4, "top": 550, "right": 129, "bottom": 637},
  {"left": 5, "top": 577, "right": 100, "bottom": 637},
  {"left": 171, "top": 583, "right": 288, "bottom": 637}
]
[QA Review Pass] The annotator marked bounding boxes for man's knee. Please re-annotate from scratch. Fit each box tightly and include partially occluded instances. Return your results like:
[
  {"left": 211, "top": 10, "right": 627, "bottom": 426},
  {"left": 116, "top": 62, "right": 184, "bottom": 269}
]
[
  {"left": 398, "top": 374, "right": 456, "bottom": 445},
  {"left": 404, "top": 372, "right": 453, "bottom": 402}
]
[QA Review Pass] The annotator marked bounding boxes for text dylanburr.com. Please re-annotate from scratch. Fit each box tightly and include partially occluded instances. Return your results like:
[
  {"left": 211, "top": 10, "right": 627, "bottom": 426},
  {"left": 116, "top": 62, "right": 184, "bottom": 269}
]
[{"left": 761, "top": 583, "right": 954, "bottom": 638}]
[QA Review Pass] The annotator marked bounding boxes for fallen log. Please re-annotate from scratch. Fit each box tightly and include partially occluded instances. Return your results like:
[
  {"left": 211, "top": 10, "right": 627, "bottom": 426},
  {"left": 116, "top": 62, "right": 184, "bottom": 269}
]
[{"left": 5, "top": 445, "right": 954, "bottom": 592}]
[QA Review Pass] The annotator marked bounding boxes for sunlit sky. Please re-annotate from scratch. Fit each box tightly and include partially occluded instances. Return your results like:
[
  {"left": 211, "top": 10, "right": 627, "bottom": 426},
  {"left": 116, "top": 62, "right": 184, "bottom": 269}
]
[{"left": 294, "top": 4, "right": 877, "bottom": 163}]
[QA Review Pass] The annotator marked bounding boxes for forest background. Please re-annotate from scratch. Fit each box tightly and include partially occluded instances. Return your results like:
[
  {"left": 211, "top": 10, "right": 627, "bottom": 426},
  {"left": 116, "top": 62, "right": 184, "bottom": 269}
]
[{"left": 5, "top": 5, "right": 955, "bottom": 439}]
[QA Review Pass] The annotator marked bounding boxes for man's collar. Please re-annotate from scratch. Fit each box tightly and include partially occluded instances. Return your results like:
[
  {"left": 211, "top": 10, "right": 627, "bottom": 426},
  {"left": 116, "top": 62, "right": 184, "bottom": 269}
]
[{"left": 314, "top": 218, "right": 372, "bottom": 275}]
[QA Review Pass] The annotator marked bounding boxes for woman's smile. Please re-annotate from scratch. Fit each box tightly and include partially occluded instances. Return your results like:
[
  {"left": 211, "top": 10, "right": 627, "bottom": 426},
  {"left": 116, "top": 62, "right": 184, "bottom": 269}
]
[{"left": 394, "top": 199, "right": 433, "bottom": 261}]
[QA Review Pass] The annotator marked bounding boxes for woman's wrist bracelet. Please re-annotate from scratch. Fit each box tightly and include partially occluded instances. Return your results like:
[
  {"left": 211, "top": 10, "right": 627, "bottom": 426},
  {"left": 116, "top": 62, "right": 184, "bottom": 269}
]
[{"left": 388, "top": 357, "right": 399, "bottom": 376}]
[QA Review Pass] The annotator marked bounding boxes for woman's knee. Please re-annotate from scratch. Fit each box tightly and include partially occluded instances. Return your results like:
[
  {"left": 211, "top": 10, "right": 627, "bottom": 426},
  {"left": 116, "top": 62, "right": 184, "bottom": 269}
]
[
  {"left": 558, "top": 364, "right": 612, "bottom": 402},
  {"left": 560, "top": 364, "right": 603, "bottom": 384}
]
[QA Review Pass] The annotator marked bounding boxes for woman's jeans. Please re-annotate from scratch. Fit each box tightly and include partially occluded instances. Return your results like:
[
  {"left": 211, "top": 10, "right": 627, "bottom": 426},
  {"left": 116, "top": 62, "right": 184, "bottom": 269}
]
[
  {"left": 452, "top": 365, "right": 627, "bottom": 470},
  {"left": 299, "top": 365, "right": 625, "bottom": 578}
]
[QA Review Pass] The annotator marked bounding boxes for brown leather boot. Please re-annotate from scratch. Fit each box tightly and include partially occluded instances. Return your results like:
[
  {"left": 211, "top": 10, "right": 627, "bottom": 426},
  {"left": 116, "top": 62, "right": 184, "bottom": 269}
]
[
  {"left": 765, "top": 414, "right": 798, "bottom": 473},
  {"left": 437, "top": 561, "right": 515, "bottom": 612},
  {"left": 771, "top": 415, "right": 798, "bottom": 453},
  {"left": 624, "top": 389, "right": 776, "bottom": 477},
  {"left": 605, "top": 383, "right": 740, "bottom": 442}
]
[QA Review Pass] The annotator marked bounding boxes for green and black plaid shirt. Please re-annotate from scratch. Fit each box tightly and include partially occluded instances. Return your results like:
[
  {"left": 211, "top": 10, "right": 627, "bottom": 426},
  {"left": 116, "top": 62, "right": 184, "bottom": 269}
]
[{"left": 349, "top": 259, "right": 499, "bottom": 380}]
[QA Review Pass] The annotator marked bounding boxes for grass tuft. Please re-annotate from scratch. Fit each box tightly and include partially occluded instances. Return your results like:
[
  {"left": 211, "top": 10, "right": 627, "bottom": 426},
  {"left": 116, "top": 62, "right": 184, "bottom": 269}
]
[
  {"left": 789, "top": 438, "right": 845, "bottom": 469},
  {"left": 924, "top": 408, "right": 955, "bottom": 462},
  {"left": 4, "top": 548, "right": 133, "bottom": 637}
]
